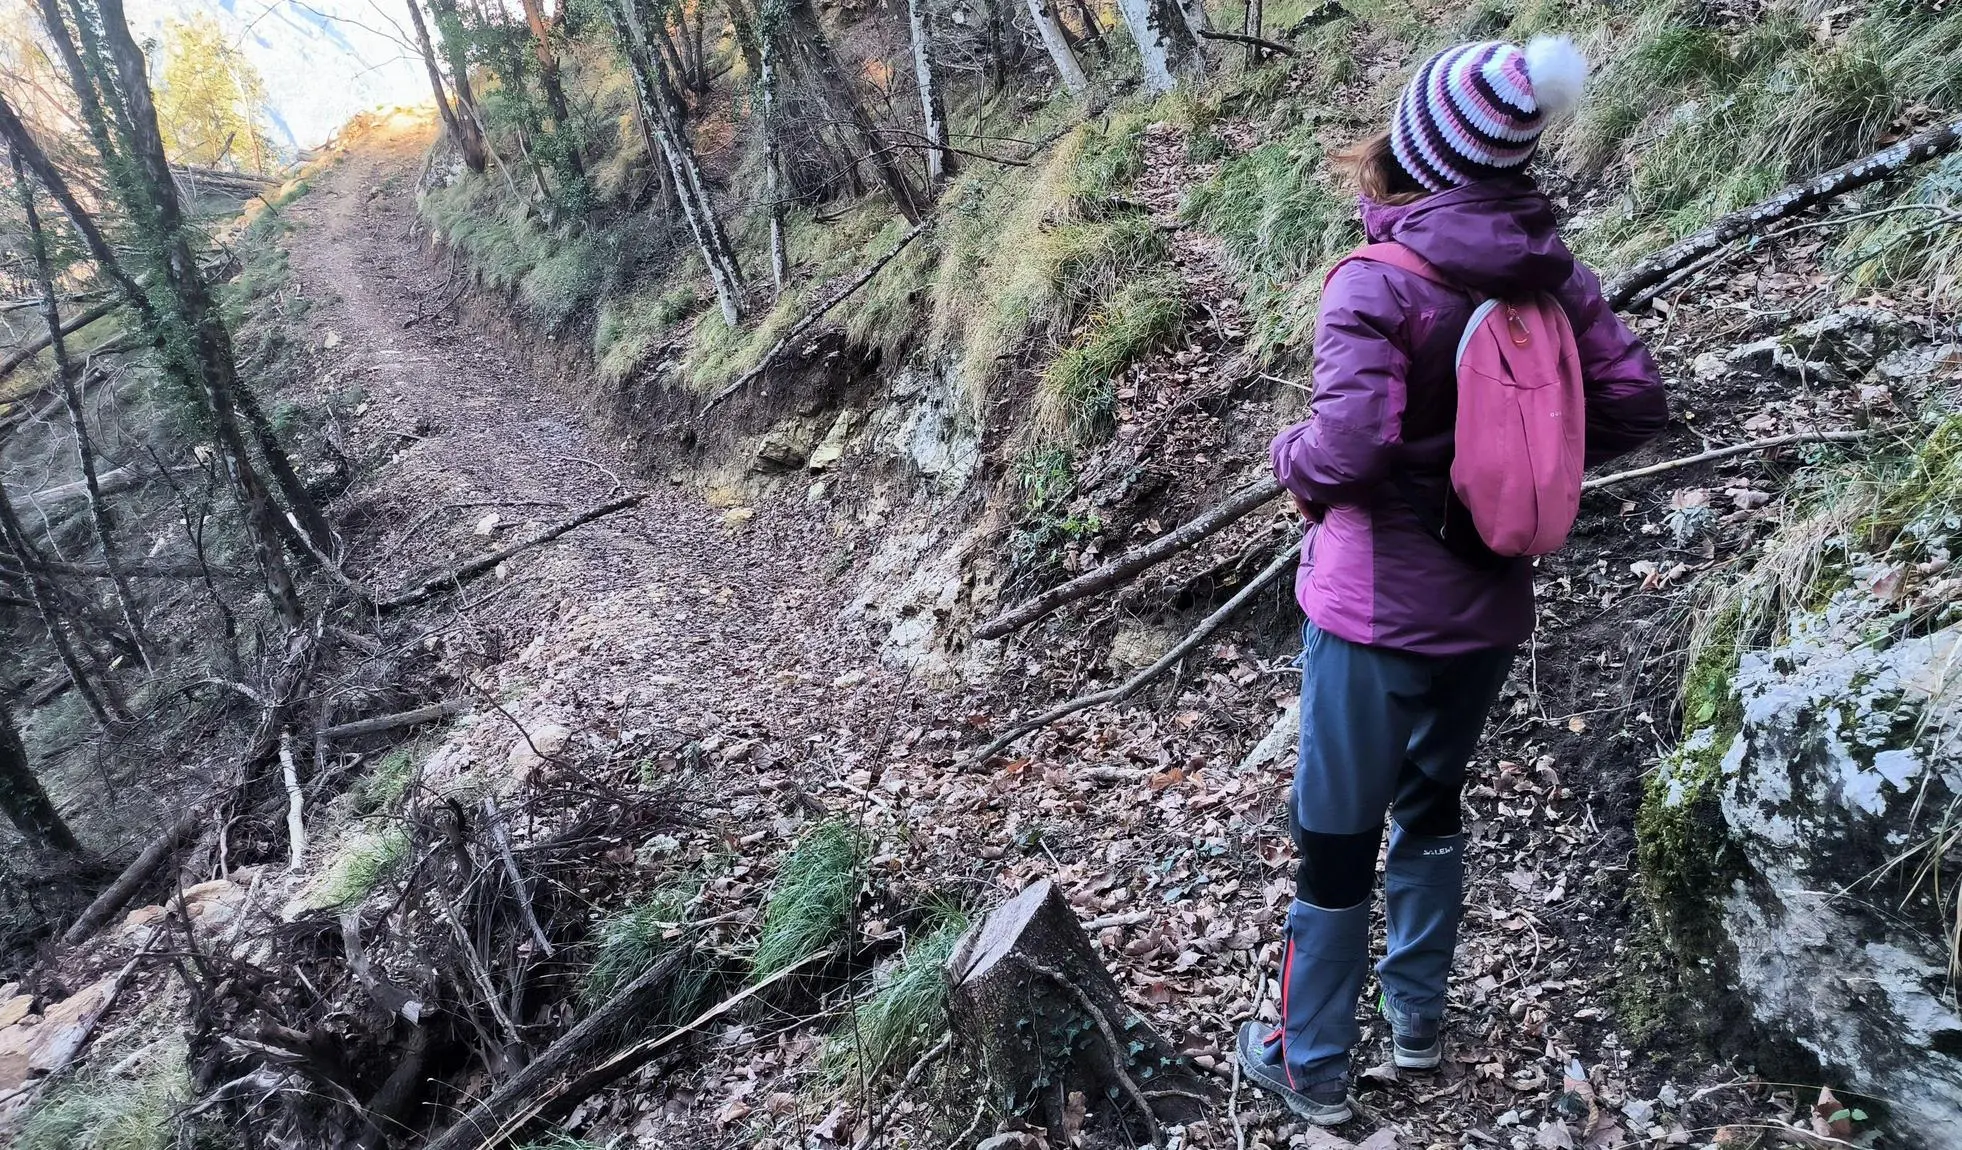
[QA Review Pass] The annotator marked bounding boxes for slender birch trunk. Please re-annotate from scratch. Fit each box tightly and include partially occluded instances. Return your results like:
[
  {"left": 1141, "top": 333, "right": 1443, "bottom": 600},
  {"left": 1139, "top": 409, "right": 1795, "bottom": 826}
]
[
  {"left": 608, "top": 0, "right": 745, "bottom": 324},
  {"left": 1027, "top": 0, "right": 1089, "bottom": 94},
  {"left": 1116, "top": 0, "right": 1204, "bottom": 93},
  {"left": 8, "top": 149, "right": 151, "bottom": 669},
  {"left": 760, "top": 29, "right": 789, "bottom": 291},
  {"left": 906, "top": 0, "right": 952, "bottom": 192}
]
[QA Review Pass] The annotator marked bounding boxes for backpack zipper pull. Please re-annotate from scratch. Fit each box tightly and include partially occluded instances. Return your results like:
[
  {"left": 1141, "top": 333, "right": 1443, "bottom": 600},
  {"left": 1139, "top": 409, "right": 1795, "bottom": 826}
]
[{"left": 1507, "top": 305, "right": 1531, "bottom": 347}]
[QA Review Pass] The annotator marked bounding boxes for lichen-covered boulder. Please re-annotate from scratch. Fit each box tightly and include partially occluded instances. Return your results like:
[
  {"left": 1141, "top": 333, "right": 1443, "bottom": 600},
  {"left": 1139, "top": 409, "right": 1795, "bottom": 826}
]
[{"left": 1643, "top": 579, "right": 1962, "bottom": 1141}]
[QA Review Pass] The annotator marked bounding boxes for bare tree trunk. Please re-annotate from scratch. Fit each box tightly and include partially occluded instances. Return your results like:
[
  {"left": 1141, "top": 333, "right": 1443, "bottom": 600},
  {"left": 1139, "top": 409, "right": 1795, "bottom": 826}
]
[
  {"left": 1241, "top": 0, "right": 1264, "bottom": 65},
  {"left": 8, "top": 149, "right": 152, "bottom": 669},
  {"left": 1027, "top": 0, "right": 1089, "bottom": 94},
  {"left": 427, "top": 0, "right": 494, "bottom": 163},
  {"left": 1117, "top": 0, "right": 1203, "bottom": 93},
  {"left": 519, "top": 0, "right": 581, "bottom": 182},
  {"left": 407, "top": 0, "right": 487, "bottom": 171},
  {"left": 0, "top": 485, "right": 125, "bottom": 732},
  {"left": 608, "top": 0, "right": 746, "bottom": 324},
  {"left": 1175, "top": 0, "right": 1209, "bottom": 40},
  {"left": 906, "top": 0, "right": 953, "bottom": 192},
  {"left": 775, "top": 0, "right": 923, "bottom": 222},
  {"left": 0, "top": 84, "right": 337, "bottom": 562},
  {"left": 93, "top": 0, "right": 305, "bottom": 629},
  {"left": 0, "top": 700, "right": 80, "bottom": 853},
  {"left": 760, "top": 29, "right": 789, "bottom": 291},
  {"left": 726, "top": 0, "right": 765, "bottom": 78}
]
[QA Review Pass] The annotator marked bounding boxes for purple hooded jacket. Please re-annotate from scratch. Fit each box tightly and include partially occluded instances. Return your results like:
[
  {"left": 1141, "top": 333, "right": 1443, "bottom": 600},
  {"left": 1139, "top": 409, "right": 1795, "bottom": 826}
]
[{"left": 1270, "top": 178, "right": 1667, "bottom": 655}]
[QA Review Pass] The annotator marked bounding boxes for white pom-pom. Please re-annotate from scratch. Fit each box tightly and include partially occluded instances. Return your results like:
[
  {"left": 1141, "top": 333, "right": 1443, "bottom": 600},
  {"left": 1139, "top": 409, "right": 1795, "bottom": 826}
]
[{"left": 1524, "top": 34, "right": 1588, "bottom": 118}]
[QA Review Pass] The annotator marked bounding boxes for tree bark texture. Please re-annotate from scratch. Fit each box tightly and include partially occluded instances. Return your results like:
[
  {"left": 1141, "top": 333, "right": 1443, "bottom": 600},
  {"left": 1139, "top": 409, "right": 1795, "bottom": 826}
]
[
  {"left": 906, "top": 0, "right": 953, "bottom": 191},
  {"left": 8, "top": 148, "right": 152, "bottom": 668},
  {"left": 947, "top": 880, "right": 1212, "bottom": 1138},
  {"left": 1117, "top": 0, "right": 1204, "bottom": 93},
  {"left": 760, "top": 30, "right": 790, "bottom": 290},
  {"left": 0, "top": 699, "right": 81, "bottom": 853},
  {"left": 608, "top": 0, "right": 746, "bottom": 325},
  {"left": 1026, "top": 0, "right": 1089, "bottom": 94}
]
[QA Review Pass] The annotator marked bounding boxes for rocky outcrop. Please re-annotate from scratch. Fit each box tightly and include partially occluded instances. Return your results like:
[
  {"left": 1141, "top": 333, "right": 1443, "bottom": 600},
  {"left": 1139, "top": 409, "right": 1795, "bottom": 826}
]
[{"left": 1643, "top": 572, "right": 1962, "bottom": 1139}]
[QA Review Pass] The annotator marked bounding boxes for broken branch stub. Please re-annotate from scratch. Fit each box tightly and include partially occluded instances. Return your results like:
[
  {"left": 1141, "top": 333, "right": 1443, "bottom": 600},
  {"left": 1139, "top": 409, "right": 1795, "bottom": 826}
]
[{"left": 947, "top": 880, "right": 1213, "bottom": 1138}]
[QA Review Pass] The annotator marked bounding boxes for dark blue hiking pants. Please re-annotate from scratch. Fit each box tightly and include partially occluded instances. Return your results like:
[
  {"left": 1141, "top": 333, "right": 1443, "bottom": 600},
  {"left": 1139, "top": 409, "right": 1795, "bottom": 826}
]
[{"left": 1257, "top": 622, "right": 1514, "bottom": 1089}]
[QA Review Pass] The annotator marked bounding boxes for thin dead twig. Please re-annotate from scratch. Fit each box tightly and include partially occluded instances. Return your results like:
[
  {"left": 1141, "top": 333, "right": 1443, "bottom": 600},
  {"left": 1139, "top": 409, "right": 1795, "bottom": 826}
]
[
  {"left": 1582, "top": 431, "right": 1866, "bottom": 491},
  {"left": 850, "top": 1033, "right": 953, "bottom": 1150},
  {"left": 1026, "top": 959, "right": 1165, "bottom": 1150}
]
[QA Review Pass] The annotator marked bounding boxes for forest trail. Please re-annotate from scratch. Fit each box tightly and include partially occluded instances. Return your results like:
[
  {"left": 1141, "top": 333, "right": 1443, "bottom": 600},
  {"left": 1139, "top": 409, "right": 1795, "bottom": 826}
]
[{"left": 280, "top": 114, "right": 901, "bottom": 777}]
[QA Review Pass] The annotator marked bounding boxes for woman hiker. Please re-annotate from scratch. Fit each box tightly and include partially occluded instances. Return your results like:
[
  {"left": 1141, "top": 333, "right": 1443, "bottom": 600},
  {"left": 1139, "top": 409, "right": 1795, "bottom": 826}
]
[{"left": 1238, "top": 35, "right": 1669, "bottom": 1124}]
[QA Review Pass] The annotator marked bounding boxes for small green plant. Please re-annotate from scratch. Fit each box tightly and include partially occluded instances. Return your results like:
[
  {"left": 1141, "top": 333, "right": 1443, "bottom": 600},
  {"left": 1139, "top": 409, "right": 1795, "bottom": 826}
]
[
  {"left": 584, "top": 885, "right": 702, "bottom": 1006},
  {"left": 1836, "top": 153, "right": 1962, "bottom": 307},
  {"left": 752, "top": 819, "right": 865, "bottom": 980},
  {"left": 358, "top": 747, "right": 421, "bottom": 812},
  {"left": 822, "top": 906, "right": 969, "bottom": 1085}
]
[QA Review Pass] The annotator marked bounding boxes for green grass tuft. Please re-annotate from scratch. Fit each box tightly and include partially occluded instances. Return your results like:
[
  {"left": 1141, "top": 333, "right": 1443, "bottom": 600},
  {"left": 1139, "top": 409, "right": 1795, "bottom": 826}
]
[
  {"left": 595, "top": 283, "right": 701, "bottom": 383},
  {"left": 822, "top": 906, "right": 969, "bottom": 1086},
  {"left": 1040, "top": 274, "right": 1184, "bottom": 439},
  {"left": 15, "top": 1048, "right": 190, "bottom": 1150},
  {"left": 1836, "top": 153, "right": 1962, "bottom": 307},
  {"left": 1180, "top": 133, "right": 1357, "bottom": 360},
  {"left": 582, "top": 884, "right": 713, "bottom": 1017},
  {"left": 312, "top": 824, "right": 412, "bottom": 908},
  {"left": 752, "top": 819, "right": 865, "bottom": 980}
]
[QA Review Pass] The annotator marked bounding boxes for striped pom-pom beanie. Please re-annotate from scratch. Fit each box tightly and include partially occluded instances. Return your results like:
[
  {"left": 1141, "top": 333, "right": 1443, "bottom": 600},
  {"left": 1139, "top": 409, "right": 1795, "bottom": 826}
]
[{"left": 1390, "top": 35, "right": 1588, "bottom": 192}]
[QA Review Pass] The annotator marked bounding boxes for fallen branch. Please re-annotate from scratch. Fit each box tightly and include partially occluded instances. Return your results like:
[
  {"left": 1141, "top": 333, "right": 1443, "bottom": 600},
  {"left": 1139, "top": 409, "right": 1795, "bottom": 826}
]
[
  {"left": 1195, "top": 28, "right": 1297, "bottom": 54},
  {"left": 1582, "top": 431, "right": 1866, "bottom": 490},
  {"left": 1604, "top": 115, "right": 1962, "bottom": 309},
  {"left": 60, "top": 809, "right": 202, "bottom": 945},
  {"left": 701, "top": 220, "right": 932, "bottom": 415},
  {"left": 974, "top": 476, "right": 1286, "bottom": 640},
  {"left": 968, "top": 544, "right": 1296, "bottom": 765},
  {"left": 850, "top": 1034, "right": 953, "bottom": 1150},
  {"left": 378, "top": 492, "right": 645, "bottom": 611},
  {"left": 279, "top": 729, "right": 305, "bottom": 871},
  {"left": 434, "top": 947, "right": 835, "bottom": 1150},
  {"left": 484, "top": 795, "right": 554, "bottom": 959},
  {"left": 0, "top": 297, "right": 120, "bottom": 382},
  {"left": 316, "top": 699, "right": 473, "bottom": 741}
]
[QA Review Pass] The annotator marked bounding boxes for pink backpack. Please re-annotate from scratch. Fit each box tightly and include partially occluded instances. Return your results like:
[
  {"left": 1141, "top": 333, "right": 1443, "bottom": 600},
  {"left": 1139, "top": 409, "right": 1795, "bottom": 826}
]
[{"left": 1328, "top": 242, "right": 1587, "bottom": 558}]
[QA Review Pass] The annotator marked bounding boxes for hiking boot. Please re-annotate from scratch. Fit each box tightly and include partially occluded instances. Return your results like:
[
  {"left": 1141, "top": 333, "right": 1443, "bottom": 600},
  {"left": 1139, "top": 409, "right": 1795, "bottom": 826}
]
[
  {"left": 1380, "top": 1000, "right": 1442, "bottom": 1070},
  {"left": 1235, "top": 1021, "right": 1354, "bottom": 1126}
]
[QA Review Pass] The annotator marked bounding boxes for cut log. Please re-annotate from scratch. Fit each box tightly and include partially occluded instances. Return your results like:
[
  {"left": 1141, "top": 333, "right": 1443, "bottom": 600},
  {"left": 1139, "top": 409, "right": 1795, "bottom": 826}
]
[
  {"left": 1603, "top": 115, "right": 1962, "bottom": 310},
  {"left": 974, "top": 475, "right": 1285, "bottom": 639},
  {"left": 947, "top": 880, "right": 1212, "bottom": 1143},
  {"left": 59, "top": 809, "right": 201, "bottom": 945}
]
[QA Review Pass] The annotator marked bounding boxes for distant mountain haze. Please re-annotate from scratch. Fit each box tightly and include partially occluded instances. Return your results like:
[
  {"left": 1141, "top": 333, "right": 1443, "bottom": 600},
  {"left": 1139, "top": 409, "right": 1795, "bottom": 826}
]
[{"left": 125, "top": 0, "right": 427, "bottom": 156}]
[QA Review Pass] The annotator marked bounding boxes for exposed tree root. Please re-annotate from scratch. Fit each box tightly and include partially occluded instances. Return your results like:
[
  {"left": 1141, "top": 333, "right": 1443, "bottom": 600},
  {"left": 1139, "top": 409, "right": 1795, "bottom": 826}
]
[{"left": 316, "top": 699, "right": 474, "bottom": 741}]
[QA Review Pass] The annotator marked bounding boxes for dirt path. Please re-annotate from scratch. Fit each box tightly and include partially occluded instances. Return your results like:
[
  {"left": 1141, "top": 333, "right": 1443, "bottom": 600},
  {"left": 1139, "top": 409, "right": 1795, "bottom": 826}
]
[{"left": 282, "top": 115, "right": 898, "bottom": 781}]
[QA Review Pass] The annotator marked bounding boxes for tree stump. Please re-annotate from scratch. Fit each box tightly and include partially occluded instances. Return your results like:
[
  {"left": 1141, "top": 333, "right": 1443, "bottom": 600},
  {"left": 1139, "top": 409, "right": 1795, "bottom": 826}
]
[{"left": 946, "top": 880, "right": 1213, "bottom": 1143}]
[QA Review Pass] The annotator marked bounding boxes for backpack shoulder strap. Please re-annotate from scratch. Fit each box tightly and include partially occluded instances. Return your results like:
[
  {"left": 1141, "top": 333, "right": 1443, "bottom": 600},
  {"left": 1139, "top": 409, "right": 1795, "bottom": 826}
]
[{"left": 1322, "top": 241, "right": 1453, "bottom": 291}]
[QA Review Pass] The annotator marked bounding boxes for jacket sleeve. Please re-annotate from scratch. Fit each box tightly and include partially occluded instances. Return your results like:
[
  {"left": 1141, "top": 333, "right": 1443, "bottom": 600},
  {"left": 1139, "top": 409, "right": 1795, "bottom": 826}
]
[
  {"left": 1269, "top": 263, "right": 1409, "bottom": 505},
  {"left": 1559, "top": 261, "right": 1669, "bottom": 466}
]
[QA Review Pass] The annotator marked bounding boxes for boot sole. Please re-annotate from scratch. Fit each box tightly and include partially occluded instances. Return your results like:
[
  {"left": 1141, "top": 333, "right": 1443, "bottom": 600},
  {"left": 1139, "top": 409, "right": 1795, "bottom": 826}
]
[{"left": 1392, "top": 1046, "right": 1442, "bottom": 1070}]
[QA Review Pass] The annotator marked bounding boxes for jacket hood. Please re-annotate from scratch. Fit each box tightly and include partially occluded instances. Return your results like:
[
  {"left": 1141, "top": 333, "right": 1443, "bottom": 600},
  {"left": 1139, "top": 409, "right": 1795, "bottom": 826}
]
[{"left": 1360, "top": 178, "right": 1575, "bottom": 294}]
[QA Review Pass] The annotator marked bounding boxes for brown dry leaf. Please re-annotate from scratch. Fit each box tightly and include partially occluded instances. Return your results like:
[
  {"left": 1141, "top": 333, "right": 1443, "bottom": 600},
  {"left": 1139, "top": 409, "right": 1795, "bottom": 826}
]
[
  {"left": 1535, "top": 1120, "right": 1577, "bottom": 1149},
  {"left": 1567, "top": 716, "right": 1587, "bottom": 734},
  {"left": 714, "top": 1098, "right": 751, "bottom": 1127},
  {"left": 1813, "top": 1086, "right": 1854, "bottom": 1137},
  {"left": 1354, "top": 1130, "right": 1402, "bottom": 1150}
]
